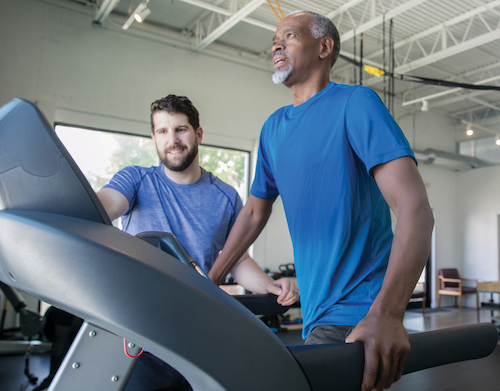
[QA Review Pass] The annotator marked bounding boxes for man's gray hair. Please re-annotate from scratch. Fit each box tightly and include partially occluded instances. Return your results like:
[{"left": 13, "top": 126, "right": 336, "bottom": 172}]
[{"left": 288, "top": 10, "right": 341, "bottom": 68}]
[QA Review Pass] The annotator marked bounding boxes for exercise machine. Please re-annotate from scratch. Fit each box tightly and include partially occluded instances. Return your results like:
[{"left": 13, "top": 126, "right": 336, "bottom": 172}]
[{"left": 0, "top": 98, "right": 497, "bottom": 390}]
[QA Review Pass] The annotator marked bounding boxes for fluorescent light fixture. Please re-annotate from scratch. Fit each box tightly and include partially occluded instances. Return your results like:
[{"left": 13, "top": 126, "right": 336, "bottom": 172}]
[
  {"left": 122, "top": 0, "right": 149, "bottom": 30},
  {"left": 134, "top": 8, "right": 151, "bottom": 23}
]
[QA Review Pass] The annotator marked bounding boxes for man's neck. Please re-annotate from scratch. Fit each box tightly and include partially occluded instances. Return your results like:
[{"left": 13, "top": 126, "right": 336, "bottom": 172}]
[
  {"left": 163, "top": 163, "right": 202, "bottom": 185},
  {"left": 289, "top": 75, "right": 331, "bottom": 107}
]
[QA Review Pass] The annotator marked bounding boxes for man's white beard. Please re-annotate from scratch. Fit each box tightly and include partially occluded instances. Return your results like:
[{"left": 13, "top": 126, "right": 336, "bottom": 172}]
[{"left": 272, "top": 66, "right": 292, "bottom": 84}]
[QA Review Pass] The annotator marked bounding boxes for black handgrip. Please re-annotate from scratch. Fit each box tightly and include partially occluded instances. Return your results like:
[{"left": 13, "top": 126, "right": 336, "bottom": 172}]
[
  {"left": 234, "top": 293, "right": 290, "bottom": 316},
  {"left": 135, "top": 232, "right": 291, "bottom": 316},
  {"left": 289, "top": 322, "right": 498, "bottom": 391},
  {"left": 403, "top": 322, "right": 498, "bottom": 374},
  {"left": 0, "top": 281, "right": 28, "bottom": 311},
  {"left": 135, "top": 231, "right": 209, "bottom": 278}
]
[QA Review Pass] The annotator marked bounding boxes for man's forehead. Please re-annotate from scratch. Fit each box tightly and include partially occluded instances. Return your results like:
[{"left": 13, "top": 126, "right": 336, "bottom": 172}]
[
  {"left": 153, "top": 111, "right": 190, "bottom": 127},
  {"left": 273, "top": 14, "right": 311, "bottom": 39},
  {"left": 153, "top": 111, "right": 187, "bottom": 120}
]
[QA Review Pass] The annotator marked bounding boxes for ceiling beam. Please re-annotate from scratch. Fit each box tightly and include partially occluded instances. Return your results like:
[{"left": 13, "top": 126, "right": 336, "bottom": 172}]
[
  {"left": 396, "top": 28, "right": 500, "bottom": 75},
  {"left": 192, "top": 0, "right": 267, "bottom": 53},
  {"left": 339, "top": 0, "right": 429, "bottom": 42},
  {"left": 335, "top": 0, "right": 500, "bottom": 99},
  {"left": 327, "top": 0, "right": 367, "bottom": 19},
  {"left": 93, "top": 0, "right": 120, "bottom": 24},
  {"left": 467, "top": 96, "right": 500, "bottom": 113},
  {"left": 361, "top": 0, "right": 500, "bottom": 66},
  {"left": 458, "top": 118, "right": 499, "bottom": 136},
  {"left": 179, "top": 0, "right": 276, "bottom": 31},
  {"left": 361, "top": 23, "right": 500, "bottom": 90}
]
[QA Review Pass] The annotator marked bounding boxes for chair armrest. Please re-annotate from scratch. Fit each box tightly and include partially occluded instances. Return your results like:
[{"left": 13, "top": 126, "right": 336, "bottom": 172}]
[
  {"left": 439, "top": 275, "right": 462, "bottom": 290},
  {"left": 438, "top": 276, "right": 461, "bottom": 283}
]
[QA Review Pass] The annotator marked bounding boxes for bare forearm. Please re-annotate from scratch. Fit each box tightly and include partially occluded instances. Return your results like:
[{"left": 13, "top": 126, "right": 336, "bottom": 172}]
[
  {"left": 370, "top": 157, "right": 434, "bottom": 318},
  {"left": 208, "top": 195, "right": 274, "bottom": 285},
  {"left": 96, "top": 188, "right": 129, "bottom": 222},
  {"left": 370, "top": 199, "right": 434, "bottom": 318},
  {"left": 350, "top": 157, "right": 434, "bottom": 391},
  {"left": 230, "top": 254, "right": 299, "bottom": 306},
  {"left": 230, "top": 254, "right": 274, "bottom": 294}
]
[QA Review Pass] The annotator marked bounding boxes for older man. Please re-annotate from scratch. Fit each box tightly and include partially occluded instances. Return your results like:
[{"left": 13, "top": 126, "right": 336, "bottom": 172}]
[{"left": 209, "top": 11, "right": 434, "bottom": 391}]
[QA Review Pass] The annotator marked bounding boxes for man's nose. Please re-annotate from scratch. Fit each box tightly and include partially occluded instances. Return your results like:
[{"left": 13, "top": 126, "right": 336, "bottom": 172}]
[
  {"left": 272, "top": 40, "right": 284, "bottom": 53},
  {"left": 166, "top": 131, "right": 179, "bottom": 145}
]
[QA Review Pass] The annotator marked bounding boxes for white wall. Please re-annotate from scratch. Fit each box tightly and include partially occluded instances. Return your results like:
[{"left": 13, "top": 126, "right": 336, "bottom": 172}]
[
  {"left": 2, "top": 0, "right": 499, "bottom": 312},
  {"left": 398, "top": 110, "right": 500, "bottom": 307},
  {"left": 398, "top": 110, "right": 457, "bottom": 152},
  {"left": 0, "top": 0, "right": 291, "bottom": 143},
  {"left": 457, "top": 165, "right": 500, "bottom": 306},
  {"left": 398, "top": 111, "right": 461, "bottom": 306},
  {"left": 418, "top": 165, "right": 459, "bottom": 306}
]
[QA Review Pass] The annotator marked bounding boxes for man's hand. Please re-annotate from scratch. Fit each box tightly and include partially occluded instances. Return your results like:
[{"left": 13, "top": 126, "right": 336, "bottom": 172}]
[
  {"left": 266, "top": 278, "right": 299, "bottom": 306},
  {"left": 228, "top": 253, "right": 298, "bottom": 306},
  {"left": 345, "top": 312, "right": 410, "bottom": 391}
]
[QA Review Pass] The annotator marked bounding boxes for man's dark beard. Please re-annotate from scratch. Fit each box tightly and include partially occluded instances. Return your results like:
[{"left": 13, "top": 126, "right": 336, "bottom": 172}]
[{"left": 160, "top": 144, "right": 198, "bottom": 172}]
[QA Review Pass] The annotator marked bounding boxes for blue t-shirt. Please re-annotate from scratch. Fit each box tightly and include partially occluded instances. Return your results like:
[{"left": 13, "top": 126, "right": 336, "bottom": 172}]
[
  {"left": 104, "top": 166, "right": 243, "bottom": 274},
  {"left": 251, "top": 82, "right": 415, "bottom": 338}
]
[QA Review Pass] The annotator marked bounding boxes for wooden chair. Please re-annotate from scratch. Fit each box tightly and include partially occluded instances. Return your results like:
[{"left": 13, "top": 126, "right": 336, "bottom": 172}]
[
  {"left": 411, "top": 282, "right": 426, "bottom": 315},
  {"left": 438, "top": 268, "right": 478, "bottom": 310}
]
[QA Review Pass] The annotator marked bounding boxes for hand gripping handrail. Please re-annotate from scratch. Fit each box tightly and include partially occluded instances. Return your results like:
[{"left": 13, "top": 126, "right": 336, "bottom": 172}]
[{"left": 289, "top": 322, "right": 498, "bottom": 391}]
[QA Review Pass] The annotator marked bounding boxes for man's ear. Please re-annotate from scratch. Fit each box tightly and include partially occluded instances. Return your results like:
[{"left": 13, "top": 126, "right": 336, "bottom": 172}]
[
  {"left": 319, "top": 36, "right": 334, "bottom": 61},
  {"left": 196, "top": 126, "right": 203, "bottom": 144}
]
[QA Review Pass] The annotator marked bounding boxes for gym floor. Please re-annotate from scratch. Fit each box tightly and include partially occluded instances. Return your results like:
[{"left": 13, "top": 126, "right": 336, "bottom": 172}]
[{"left": 0, "top": 307, "right": 498, "bottom": 391}]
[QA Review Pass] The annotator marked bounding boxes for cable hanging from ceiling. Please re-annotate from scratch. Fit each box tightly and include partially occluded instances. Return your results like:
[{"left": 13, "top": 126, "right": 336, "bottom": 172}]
[
  {"left": 340, "top": 14, "right": 500, "bottom": 117},
  {"left": 340, "top": 15, "right": 500, "bottom": 147},
  {"left": 340, "top": 54, "right": 500, "bottom": 93},
  {"left": 267, "top": 0, "right": 285, "bottom": 21}
]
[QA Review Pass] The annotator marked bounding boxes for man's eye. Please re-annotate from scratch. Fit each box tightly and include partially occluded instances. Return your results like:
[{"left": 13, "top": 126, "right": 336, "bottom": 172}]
[{"left": 287, "top": 33, "right": 295, "bottom": 38}]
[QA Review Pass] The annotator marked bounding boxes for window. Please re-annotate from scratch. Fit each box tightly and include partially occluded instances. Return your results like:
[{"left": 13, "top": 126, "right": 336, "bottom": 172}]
[
  {"left": 54, "top": 125, "right": 250, "bottom": 202},
  {"left": 199, "top": 145, "right": 250, "bottom": 204},
  {"left": 458, "top": 136, "right": 500, "bottom": 164},
  {"left": 55, "top": 125, "right": 158, "bottom": 192}
]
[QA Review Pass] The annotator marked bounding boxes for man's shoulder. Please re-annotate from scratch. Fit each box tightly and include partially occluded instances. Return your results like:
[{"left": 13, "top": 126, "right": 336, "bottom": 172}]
[
  {"left": 202, "top": 170, "right": 241, "bottom": 204},
  {"left": 327, "top": 82, "right": 373, "bottom": 98},
  {"left": 203, "top": 170, "right": 237, "bottom": 193},
  {"left": 333, "top": 83, "right": 379, "bottom": 100},
  {"left": 116, "top": 165, "right": 159, "bottom": 178},
  {"left": 269, "top": 104, "right": 290, "bottom": 117},
  {"left": 106, "top": 165, "right": 160, "bottom": 190}
]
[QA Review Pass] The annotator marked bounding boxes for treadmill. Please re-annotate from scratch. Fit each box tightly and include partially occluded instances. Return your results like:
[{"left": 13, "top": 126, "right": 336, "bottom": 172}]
[{"left": 0, "top": 98, "right": 496, "bottom": 391}]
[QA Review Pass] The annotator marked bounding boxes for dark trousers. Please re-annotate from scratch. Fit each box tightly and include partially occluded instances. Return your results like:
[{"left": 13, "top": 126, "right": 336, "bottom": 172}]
[{"left": 304, "top": 324, "right": 355, "bottom": 345}]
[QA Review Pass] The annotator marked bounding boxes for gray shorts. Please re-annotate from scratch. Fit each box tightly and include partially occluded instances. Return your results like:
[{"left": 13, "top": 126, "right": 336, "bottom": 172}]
[{"left": 304, "top": 324, "right": 355, "bottom": 345}]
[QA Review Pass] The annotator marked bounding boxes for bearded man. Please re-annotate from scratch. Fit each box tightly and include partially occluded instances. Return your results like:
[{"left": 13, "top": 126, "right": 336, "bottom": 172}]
[{"left": 97, "top": 94, "right": 297, "bottom": 391}]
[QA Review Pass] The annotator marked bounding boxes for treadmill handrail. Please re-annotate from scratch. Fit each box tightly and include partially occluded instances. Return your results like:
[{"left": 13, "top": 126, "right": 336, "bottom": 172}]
[{"left": 288, "top": 322, "right": 498, "bottom": 391}]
